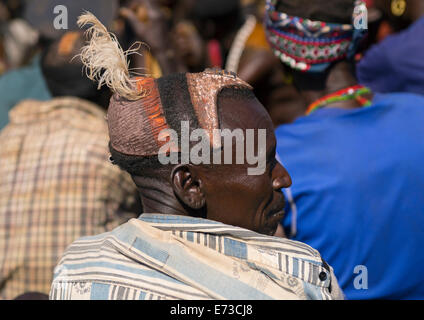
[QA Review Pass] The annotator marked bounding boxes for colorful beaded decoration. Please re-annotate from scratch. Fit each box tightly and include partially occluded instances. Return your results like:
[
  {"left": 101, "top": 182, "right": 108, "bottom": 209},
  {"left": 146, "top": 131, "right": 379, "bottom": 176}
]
[
  {"left": 264, "top": 0, "right": 367, "bottom": 73},
  {"left": 306, "top": 85, "right": 372, "bottom": 115}
]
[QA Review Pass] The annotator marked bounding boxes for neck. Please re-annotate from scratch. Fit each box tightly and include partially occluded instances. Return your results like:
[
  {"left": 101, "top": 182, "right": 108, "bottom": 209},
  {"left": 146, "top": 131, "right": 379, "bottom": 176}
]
[
  {"left": 300, "top": 61, "right": 360, "bottom": 111},
  {"left": 135, "top": 178, "right": 189, "bottom": 216}
]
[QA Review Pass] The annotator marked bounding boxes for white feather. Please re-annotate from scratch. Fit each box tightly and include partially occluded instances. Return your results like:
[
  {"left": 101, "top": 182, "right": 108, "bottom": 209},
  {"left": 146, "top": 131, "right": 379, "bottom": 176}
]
[{"left": 77, "top": 11, "right": 147, "bottom": 100}]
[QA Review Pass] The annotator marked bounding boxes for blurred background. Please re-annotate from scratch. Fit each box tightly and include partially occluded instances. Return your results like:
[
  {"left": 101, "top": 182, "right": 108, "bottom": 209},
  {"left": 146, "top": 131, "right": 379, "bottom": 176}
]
[
  {"left": 0, "top": 0, "right": 416, "bottom": 128},
  {"left": 1, "top": 0, "right": 424, "bottom": 301}
]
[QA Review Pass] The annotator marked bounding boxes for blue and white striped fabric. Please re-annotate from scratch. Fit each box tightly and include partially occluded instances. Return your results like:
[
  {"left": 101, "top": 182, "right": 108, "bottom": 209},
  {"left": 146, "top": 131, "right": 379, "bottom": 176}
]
[{"left": 50, "top": 214, "right": 343, "bottom": 300}]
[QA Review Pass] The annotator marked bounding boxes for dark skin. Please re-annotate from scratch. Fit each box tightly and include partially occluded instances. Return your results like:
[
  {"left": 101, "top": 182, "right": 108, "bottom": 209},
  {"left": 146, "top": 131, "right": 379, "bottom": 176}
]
[
  {"left": 238, "top": 48, "right": 277, "bottom": 87},
  {"left": 132, "top": 96, "right": 292, "bottom": 236},
  {"left": 277, "top": 60, "right": 373, "bottom": 120},
  {"left": 120, "top": 0, "right": 188, "bottom": 74},
  {"left": 239, "top": 49, "right": 306, "bottom": 126},
  {"left": 299, "top": 62, "right": 362, "bottom": 111}
]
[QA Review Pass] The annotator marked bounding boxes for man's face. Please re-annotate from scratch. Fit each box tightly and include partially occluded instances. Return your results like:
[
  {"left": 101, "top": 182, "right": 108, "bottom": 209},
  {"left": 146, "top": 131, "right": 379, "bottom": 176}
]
[{"left": 197, "top": 95, "right": 292, "bottom": 236}]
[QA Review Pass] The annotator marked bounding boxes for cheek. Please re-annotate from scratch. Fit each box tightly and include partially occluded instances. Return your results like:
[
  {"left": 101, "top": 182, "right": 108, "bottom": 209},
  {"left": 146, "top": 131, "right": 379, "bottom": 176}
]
[{"left": 204, "top": 173, "right": 272, "bottom": 230}]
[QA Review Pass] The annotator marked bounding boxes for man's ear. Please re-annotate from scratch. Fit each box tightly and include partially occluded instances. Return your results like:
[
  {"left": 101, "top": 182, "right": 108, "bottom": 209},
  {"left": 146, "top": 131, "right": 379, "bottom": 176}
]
[{"left": 171, "top": 164, "right": 206, "bottom": 210}]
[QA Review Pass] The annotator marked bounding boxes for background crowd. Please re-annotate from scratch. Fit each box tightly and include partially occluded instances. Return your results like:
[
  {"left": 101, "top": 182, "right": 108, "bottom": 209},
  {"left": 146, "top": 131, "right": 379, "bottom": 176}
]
[{"left": 0, "top": 0, "right": 424, "bottom": 300}]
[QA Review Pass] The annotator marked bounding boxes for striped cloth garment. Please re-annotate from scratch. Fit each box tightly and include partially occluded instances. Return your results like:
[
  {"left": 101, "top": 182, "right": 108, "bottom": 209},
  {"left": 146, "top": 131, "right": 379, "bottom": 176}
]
[
  {"left": 50, "top": 214, "right": 344, "bottom": 300},
  {"left": 0, "top": 97, "right": 139, "bottom": 300}
]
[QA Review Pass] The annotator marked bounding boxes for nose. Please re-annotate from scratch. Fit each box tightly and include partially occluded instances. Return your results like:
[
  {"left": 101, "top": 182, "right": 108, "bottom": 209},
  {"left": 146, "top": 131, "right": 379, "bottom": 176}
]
[{"left": 272, "top": 162, "right": 292, "bottom": 190}]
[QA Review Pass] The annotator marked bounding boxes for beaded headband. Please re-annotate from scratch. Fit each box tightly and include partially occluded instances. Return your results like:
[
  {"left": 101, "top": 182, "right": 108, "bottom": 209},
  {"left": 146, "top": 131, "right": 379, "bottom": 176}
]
[{"left": 264, "top": 0, "right": 367, "bottom": 72}]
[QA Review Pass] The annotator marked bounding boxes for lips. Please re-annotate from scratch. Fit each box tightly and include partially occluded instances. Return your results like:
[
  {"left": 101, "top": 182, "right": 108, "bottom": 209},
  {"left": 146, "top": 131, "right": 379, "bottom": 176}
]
[
  {"left": 267, "top": 208, "right": 285, "bottom": 225},
  {"left": 261, "top": 213, "right": 285, "bottom": 236},
  {"left": 266, "top": 195, "right": 286, "bottom": 220},
  {"left": 269, "top": 209, "right": 285, "bottom": 219},
  {"left": 262, "top": 194, "right": 286, "bottom": 235}
]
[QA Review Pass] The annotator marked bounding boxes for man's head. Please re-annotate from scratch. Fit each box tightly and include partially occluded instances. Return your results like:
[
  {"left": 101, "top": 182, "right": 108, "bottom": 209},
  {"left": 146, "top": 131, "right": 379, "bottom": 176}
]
[
  {"left": 41, "top": 31, "right": 111, "bottom": 108},
  {"left": 108, "top": 70, "right": 292, "bottom": 236},
  {"left": 192, "top": 86, "right": 291, "bottom": 235},
  {"left": 274, "top": 0, "right": 355, "bottom": 22},
  {"left": 77, "top": 12, "right": 291, "bottom": 235}
]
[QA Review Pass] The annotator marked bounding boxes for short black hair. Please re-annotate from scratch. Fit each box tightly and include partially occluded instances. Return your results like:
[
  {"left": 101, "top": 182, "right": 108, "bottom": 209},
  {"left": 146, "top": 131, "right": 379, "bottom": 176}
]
[
  {"left": 217, "top": 86, "right": 256, "bottom": 102},
  {"left": 109, "top": 146, "right": 171, "bottom": 179},
  {"left": 156, "top": 73, "right": 200, "bottom": 141},
  {"left": 193, "top": 0, "right": 241, "bottom": 19},
  {"left": 276, "top": 0, "right": 355, "bottom": 24},
  {"left": 40, "top": 34, "right": 111, "bottom": 107}
]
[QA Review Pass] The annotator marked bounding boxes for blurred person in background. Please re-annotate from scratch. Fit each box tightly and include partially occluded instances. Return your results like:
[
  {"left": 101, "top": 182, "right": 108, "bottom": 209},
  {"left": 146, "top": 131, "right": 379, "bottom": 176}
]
[
  {"left": 116, "top": 0, "right": 303, "bottom": 127},
  {"left": 190, "top": 0, "right": 272, "bottom": 82},
  {"left": 0, "top": 0, "right": 122, "bottom": 130},
  {"left": 0, "top": 0, "right": 45, "bottom": 130},
  {"left": 0, "top": 44, "right": 51, "bottom": 130},
  {"left": 265, "top": 0, "right": 424, "bottom": 299},
  {"left": 0, "top": 31, "right": 140, "bottom": 300},
  {"left": 357, "top": 0, "right": 424, "bottom": 95},
  {"left": 119, "top": 0, "right": 193, "bottom": 77},
  {"left": 0, "top": 0, "right": 39, "bottom": 71},
  {"left": 175, "top": 0, "right": 305, "bottom": 126},
  {"left": 0, "top": 1, "right": 9, "bottom": 74}
]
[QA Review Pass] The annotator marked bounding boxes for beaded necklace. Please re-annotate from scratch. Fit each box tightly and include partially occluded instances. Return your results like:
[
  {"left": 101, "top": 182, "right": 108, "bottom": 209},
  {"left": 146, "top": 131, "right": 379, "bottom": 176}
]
[{"left": 306, "top": 84, "right": 372, "bottom": 116}]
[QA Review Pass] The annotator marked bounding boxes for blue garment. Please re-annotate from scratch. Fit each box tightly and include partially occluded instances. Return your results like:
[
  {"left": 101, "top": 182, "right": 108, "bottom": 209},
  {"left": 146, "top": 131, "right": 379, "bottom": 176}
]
[
  {"left": 0, "top": 55, "right": 51, "bottom": 130},
  {"left": 357, "top": 17, "right": 424, "bottom": 96},
  {"left": 276, "top": 92, "right": 424, "bottom": 300}
]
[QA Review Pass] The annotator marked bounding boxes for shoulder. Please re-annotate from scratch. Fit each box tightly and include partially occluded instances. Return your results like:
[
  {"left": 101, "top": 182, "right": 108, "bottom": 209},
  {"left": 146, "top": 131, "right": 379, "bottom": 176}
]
[
  {"left": 49, "top": 220, "right": 173, "bottom": 300},
  {"left": 235, "top": 232, "right": 344, "bottom": 299},
  {"left": 51, "top": 224, "right": 131, "bottom": 283},
  {"left": 372, "top": 92, "right": 424, "bottom": 111}
]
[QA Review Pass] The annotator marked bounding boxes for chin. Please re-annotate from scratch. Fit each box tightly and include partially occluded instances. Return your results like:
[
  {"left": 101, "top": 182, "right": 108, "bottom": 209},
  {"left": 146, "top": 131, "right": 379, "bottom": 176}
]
[
  {"left": 258, "top": 222, "right": 279, "bottom": 236},
  {"left": 261, "top": 211, "right": 285, "bottom": 236}
]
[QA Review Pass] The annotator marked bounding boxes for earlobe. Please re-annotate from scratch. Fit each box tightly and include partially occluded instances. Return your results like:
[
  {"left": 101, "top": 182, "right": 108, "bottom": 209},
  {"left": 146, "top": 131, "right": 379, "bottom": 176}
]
[{"left": 171, "top": 165, "right": 206, "bottom": 210}]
